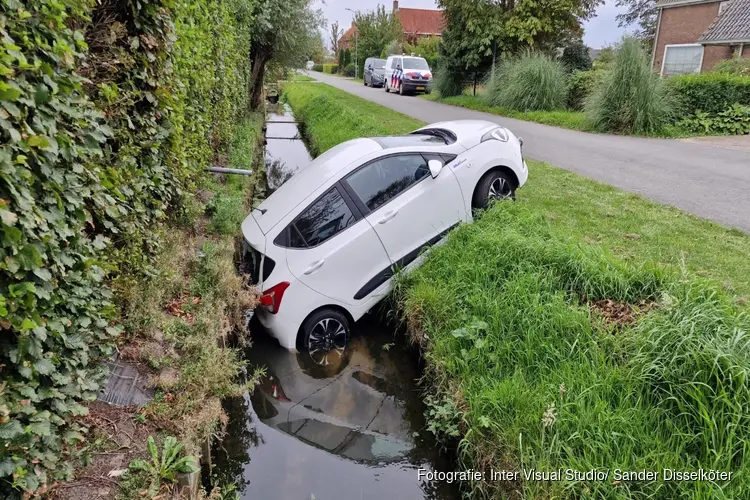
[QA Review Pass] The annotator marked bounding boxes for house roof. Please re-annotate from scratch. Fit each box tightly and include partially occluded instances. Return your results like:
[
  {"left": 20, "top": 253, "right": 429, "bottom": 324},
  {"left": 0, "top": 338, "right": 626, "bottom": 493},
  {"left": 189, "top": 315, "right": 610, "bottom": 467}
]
[
  {"left": 655, "top": 0, "right": 719, "bottom": 7},
  {"left": 396, "top": 8, "right": 445, "bottom": 35},
  {"left": 338, "top": 25, "right": 357, "bottom": 46},
  {"left": 699, "top": 0, "right": 750, "bottom": 42}
]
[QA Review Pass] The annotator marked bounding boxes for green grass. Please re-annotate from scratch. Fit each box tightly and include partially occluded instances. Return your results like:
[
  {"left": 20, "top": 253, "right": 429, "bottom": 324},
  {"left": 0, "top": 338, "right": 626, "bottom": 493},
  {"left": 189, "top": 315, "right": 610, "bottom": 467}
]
[
  {"left": 396, "top": 204, "right": 749, "bottom": 498},
  {"left": 282, "top": 82, "right": 750, "bottom": 498},
  {"left": 287, "top": 73, "right": 315, "bottom": 82},
  {"left": 421, "top": 93, "right": 690, "bottom": 138},
  {"left": 283, "top": 82, "right": 423, "bottom": 155},
  {"left": 285, "top": 82, "right": 750, "bottom": 299}
]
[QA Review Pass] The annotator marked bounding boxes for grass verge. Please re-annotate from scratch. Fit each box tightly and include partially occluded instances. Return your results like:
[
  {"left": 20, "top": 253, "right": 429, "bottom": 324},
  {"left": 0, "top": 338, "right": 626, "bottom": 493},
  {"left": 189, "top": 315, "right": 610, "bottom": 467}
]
[
  {"left": 283, "top": 82, "right": 750, "bottom": 498},
  {"left": 52, "top": 114, "right": 263, "bottom": 500},
  {"left": 421, "top": 93, "right": 690, "bottom": 138}
]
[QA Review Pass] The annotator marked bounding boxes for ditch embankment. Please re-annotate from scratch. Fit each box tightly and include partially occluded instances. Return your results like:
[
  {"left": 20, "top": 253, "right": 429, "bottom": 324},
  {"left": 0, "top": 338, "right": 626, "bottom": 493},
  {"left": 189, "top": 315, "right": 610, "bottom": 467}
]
[{"left": 282, "top": 80, "right": 750, "bottom": 499}]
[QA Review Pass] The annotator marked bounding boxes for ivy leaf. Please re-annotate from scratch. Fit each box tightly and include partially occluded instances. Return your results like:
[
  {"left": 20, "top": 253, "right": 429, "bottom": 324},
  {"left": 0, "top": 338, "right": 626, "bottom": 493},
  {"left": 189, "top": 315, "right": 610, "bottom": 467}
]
[
  {"left": 0, "top": 208, "right": 18, "bottom": 226},
  {"left": 28, "top": 421, "right": 51, "bottom": 437},
  {"left": 34, "top": 359, "right": 55, "bottom": 375},
  {"left": 0, "top": 420, "right": 24, "bottom": 439},
  {"left": 33, "top": 268, "right": 52, "bottom": 281},
  {"left": 0, "top": 458, "right": 14, "bottom": 477},
  {"left": 27, "top": 135, "right": 51, "bottom": 149}
]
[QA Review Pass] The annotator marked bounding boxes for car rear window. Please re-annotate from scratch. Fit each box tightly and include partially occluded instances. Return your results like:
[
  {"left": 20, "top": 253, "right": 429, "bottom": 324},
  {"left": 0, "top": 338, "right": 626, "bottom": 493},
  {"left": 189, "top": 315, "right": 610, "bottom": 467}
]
[{"left": 287, "top": 187, "right": 357, "bottom": 248}]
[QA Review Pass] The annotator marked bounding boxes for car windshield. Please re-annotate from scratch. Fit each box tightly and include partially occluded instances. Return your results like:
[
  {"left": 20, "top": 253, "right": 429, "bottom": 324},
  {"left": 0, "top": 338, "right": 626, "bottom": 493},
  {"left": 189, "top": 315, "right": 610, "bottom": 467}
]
[
  {"left": 402, "top": 57, "right": 429, "bottom": 70},
  {"left": 373, "top": 60, "right": 386, "bottom": 69}
]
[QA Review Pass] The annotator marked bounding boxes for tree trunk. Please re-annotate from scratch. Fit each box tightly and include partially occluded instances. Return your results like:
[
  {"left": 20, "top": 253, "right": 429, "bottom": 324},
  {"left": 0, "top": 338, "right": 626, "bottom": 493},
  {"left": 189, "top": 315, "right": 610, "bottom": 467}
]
[{"left": 249, "top": 44, "right": 270, "bottom": 111}]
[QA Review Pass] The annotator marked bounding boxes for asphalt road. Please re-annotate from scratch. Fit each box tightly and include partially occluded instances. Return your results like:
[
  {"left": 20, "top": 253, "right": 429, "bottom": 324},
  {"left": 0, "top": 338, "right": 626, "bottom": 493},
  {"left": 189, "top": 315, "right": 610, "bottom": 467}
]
[{"left": 306, "top": 71, "right": 750, "bottom": 232}]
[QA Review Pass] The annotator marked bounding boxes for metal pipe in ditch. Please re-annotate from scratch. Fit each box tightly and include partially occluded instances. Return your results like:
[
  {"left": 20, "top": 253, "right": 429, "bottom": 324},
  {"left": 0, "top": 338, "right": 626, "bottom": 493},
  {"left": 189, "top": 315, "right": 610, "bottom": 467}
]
[{"left": 206, "top": 166, "right": 254, "bottom": 176}]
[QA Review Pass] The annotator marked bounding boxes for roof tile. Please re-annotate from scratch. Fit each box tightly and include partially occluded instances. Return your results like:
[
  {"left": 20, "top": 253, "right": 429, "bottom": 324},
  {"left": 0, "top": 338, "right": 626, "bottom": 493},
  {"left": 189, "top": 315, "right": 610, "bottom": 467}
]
[
  {"left": 699, "top": 0, "right": 750, "bottom": 42},
  {"left": 396, "top": 8, "right": 445, "bottom": 36}
]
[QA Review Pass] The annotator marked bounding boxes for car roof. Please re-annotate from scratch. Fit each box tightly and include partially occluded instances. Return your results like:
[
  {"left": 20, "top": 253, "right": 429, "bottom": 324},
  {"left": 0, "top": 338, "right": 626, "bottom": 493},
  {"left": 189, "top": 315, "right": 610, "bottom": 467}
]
[{"left": 254, "top": 138, "right": 383, "bottom": 234}]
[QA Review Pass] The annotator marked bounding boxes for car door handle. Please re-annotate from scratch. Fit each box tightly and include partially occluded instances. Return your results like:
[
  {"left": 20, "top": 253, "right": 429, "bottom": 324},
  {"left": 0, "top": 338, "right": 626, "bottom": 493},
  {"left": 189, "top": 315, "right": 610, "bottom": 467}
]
[
  {"left": 378, "top": 210, "right": 399, "bottom": 224},
  {"left": 303, "top": 260, "right": 325, "bottom": 275}
]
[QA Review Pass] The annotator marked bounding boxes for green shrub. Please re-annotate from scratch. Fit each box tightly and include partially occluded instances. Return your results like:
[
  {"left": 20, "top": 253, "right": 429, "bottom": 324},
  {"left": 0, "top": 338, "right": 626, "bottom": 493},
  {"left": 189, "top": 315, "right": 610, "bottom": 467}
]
[
  {"left": 678, "top": 104, "right": 750, "bottom": 135},
  {"left": 485, "top": 52, "right": 568, "bottom": 112},
  {"left": 561, "top": 39, "right": 592, "bottom": 72},
  {"left": 0, "top": 0, "right": 253, "bottom": 496},
  {"left": 322, "top": 63, "right": 339, "bottom": 74},
  {"left": 712, "top": 58, "right": 750, "bottom": 76},
  {"left": 586, "top": 38, "right": 676, "bottom": 134},
  {"left": 667, "top": 73, "right": 750, "bottom": 117},
  {"left": 567, "top": 69, "right": 606, "bottom": 111},
  {"left": 312, "top": 63, "right": 323, "bottom": 72},
  {"left": 343, "top": 63, "right": 356, "bottom": 77},
  {"left": 433, "top": 65, "right": 465, "bottom": 97}
]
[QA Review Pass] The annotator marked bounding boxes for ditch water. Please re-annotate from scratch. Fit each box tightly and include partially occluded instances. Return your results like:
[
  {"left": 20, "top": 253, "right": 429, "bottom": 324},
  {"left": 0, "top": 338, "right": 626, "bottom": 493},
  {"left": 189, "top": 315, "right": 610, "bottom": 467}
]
[{"left": 210, "top": 103, "right": 459, "bottom": 500}]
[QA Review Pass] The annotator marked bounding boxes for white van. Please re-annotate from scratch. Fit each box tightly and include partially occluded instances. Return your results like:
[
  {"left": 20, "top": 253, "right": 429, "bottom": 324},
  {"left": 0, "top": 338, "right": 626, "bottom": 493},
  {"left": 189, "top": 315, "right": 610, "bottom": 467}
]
[{"left": 384, "top": 55, "right": 433, "bottom": 95}]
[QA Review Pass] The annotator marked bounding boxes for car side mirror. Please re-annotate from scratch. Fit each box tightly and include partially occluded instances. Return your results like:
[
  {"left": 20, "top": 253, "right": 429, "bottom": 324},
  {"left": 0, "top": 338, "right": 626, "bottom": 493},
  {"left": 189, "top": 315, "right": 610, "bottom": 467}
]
[{"left": 428, "top": 159, "right": 443, "bottom": 178}]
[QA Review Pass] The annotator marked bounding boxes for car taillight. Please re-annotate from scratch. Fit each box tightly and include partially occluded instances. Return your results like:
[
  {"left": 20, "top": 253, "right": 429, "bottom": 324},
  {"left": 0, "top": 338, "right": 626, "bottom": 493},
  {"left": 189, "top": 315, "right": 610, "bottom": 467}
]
[{"left": 259, "top": 281, "right": 290, "bottom": 314}]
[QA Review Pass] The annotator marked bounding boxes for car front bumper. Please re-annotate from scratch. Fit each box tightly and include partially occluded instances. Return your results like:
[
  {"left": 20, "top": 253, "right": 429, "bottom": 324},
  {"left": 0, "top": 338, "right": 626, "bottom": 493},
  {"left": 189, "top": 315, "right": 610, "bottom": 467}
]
[{"left": 401, "top": 80, "right": 432, "bottom": 92}]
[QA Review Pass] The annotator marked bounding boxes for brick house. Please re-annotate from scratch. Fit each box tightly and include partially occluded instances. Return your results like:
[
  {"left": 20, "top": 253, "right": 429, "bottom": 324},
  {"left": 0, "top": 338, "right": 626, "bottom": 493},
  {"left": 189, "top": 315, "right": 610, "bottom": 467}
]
[
  {"left": 652, "top": 0, "right": 750, "bottom": 76},
  {"left": 338, "top": 1, "right": 444, "bottom": 51}
]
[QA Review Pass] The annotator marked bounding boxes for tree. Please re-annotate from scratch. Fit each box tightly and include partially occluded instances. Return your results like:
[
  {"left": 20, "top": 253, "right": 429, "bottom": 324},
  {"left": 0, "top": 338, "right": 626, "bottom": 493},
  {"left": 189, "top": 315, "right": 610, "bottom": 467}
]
[
  {"left": 330, "top": 21, "right": 343, "bottom": 55},
  {"left": 615, "top": 0, "right": 658, "bottom": 45},
  {"left": 439, "top": 0, "right": 602, "bottom": 72},
  {"left": 308, "top": 32, "right": 328, "bottom": 63},
  {"left": 561, "top": 39, "right": 592, "bottom": 72},
  {"left": 353, "top": 5, "right": 403, "bottom": 75},
  {"left": 248, "top": 0, "right": 324, "bottom": 110}
]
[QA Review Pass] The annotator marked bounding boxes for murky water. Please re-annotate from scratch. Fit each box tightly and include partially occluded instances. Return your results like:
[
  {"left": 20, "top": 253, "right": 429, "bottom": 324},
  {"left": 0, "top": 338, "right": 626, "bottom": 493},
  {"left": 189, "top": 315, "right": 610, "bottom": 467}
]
[
  {"left": 213, "top": 317, "right": 459, "bottom": 500},
  {"left": 212, "top": 106, "right": 459, "bottom": 500},
  {"left": 264, "top": 103, "right": 313, "bottom": 194}
]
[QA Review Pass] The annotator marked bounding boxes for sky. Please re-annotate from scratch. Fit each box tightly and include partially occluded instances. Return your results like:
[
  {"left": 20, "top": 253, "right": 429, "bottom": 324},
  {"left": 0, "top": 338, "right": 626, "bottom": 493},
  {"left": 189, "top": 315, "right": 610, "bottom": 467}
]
[{"left": 314, "top": 0, "right": 630, "bottom": 51}]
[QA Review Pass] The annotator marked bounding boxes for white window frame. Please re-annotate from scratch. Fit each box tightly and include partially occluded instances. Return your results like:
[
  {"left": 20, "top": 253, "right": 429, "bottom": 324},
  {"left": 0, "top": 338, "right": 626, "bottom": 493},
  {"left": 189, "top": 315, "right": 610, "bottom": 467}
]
[{"left": 660, "top": 43, "right": 704, "bottom": 76}]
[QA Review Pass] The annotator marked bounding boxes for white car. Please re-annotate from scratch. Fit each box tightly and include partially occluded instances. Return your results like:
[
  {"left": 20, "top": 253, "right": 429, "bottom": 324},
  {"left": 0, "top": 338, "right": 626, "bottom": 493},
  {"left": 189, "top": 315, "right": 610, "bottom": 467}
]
[
  {"left": 384, "top": 54, "right": 432, "bottom": 95},
  {"left": 305, "top": 60, "right": 315, "bottom": 70},
  {"left": 242, "top": 120, "right": 527, "bottom": 352}
]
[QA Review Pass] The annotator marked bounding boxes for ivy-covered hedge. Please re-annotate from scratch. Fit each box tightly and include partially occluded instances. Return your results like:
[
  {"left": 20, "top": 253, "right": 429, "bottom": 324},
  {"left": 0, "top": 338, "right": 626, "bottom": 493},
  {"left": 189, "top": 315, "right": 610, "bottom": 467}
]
[{"left": 0, "top": 0, "right": 254, "bottom": 495}]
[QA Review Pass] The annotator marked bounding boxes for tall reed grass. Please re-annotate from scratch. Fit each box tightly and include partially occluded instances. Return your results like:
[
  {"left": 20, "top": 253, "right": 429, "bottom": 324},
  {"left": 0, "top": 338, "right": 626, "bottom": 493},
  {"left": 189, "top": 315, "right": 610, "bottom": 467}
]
[
  {"left": 484, "top": 52, "right": 568, "bottom": 111},
  {"left": 585, "top": 38, "right": 676, "bottom": 134}
]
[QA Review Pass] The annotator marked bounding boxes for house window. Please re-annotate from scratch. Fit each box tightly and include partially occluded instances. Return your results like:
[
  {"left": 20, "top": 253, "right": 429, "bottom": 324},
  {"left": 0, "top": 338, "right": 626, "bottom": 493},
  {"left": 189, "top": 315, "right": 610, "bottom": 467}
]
[
  {"left": 718, "top": 1, "right": 729, "bottom": 15},
  {"left": 661, "top": 44, "right": 704, "bottom": 76}
]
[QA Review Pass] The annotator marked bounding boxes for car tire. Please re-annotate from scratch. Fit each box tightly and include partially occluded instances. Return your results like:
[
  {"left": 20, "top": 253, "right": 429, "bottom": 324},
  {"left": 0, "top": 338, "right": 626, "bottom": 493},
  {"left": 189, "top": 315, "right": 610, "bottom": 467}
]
[
  {"left": 399, "top": 83, "right": 405, "bottom": 96},
  {"left": 364, "top": 77, "right": 368, "bottom": 86},
  {"left": 472, "top": 170, "right": 516, "bottom": 210},
  {"left": 384, "top": 81, "right": 389, "bottom": 93},
  {"left": 297, "top": 308, "right": 350, "bottom": 359}
]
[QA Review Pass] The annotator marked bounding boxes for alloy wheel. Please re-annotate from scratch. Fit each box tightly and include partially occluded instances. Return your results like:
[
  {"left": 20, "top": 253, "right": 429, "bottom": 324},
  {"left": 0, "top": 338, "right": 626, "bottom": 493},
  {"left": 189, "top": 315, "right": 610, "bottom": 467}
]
[
  {"left": 489, "top": 177, "right": 512, "bottom": 200},
  {"left": 307, "top": 318, "right": 347, "bottom": 366}
]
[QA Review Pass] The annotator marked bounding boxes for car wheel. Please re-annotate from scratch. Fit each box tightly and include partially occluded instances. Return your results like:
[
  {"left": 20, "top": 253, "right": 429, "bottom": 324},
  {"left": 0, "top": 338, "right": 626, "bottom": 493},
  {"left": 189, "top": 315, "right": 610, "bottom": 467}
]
[
  {"left": 472, "top": 170, "right": 516, "bottom": 210},
  {"left": 297, "top": 308, "right": 350, "bottom": 365},
  {"left": 364, "top": 77, "right": 368, "bottom": 86},
  {"left": 399, "top": 83, "right": 405, "bottom": 96},
  {"left": 384, "top": 81, "right": 389, "bottom": 93}
]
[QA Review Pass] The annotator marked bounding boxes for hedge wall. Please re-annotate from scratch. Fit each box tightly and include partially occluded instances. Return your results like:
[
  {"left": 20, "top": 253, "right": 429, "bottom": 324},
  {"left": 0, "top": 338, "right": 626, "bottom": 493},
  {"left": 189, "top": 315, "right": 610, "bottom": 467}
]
[
  {"left": 667, "top": 73, "right": 750, "bottom": 116},
  {"left": 0, "top": 0, "right": 254, "bottom": 495}
]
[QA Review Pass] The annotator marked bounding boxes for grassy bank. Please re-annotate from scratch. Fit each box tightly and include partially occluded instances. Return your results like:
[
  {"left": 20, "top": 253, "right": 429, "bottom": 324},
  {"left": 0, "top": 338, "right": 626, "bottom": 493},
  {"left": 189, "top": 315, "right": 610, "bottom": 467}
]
[
  {"left": 284, "top": 82, "right": 750, "bottom": 299},
  {"left": 283, "top": 82, "right": 423, "bottom": 155},
  {"left": 421, "top": 93, "right": 691, "bottom": 138},
  {"left": 283, "top": 82, "right": 750, "bottom": 498},
  {"left": 53, "top": 115, "right": 263, "bottom": 500}
]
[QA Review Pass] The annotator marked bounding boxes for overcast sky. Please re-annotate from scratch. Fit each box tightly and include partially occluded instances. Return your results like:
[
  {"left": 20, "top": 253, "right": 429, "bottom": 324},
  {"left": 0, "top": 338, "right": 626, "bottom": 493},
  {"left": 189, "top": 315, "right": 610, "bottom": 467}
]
[{"left": 314, "top": 0, "right": 630, "bottom": 50}]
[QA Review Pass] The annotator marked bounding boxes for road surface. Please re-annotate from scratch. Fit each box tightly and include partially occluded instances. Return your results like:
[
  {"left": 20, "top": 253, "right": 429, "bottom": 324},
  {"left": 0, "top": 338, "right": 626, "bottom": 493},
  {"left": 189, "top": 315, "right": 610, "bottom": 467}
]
[{"left": 306, "top": 71, "right": 750, "bottom": 232}]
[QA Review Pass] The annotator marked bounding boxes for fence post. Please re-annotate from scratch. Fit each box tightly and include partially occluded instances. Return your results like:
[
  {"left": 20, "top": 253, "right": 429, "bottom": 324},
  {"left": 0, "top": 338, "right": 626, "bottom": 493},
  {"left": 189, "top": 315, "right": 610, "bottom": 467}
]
[{"left": 473, "top": 72, "right": 477, "bottom": 96}]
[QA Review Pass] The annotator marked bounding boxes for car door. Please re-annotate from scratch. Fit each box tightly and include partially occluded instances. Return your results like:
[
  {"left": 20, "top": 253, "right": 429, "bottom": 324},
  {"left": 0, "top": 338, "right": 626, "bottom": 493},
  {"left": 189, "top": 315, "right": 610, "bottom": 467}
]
[
  {"left": 282, "top": 184, "right": 392, "bottom": 306},
  {"left": 342, "top": 153, "right": 465, "bottom": 273}
]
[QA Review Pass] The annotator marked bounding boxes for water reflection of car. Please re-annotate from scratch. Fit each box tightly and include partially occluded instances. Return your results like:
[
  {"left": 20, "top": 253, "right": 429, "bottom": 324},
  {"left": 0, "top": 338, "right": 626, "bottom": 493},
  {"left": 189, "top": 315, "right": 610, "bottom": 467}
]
[
  {"left": 364, "top": 57, "right": 386, "bottom": 87},
  {"left": 242, "top": 120, "right": 527, "bottom": 352},
  {"left": 249, "top": 336, "right": 414, "bottom": 464}
]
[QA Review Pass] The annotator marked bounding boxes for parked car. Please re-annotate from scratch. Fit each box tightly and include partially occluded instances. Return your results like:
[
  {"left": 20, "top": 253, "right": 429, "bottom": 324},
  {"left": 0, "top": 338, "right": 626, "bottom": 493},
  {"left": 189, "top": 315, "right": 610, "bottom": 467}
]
[
  {"left": 305, "top": 60, "right": 314, "bottom": 70},
  {"left": 384, "top": 54, "right": 432, "bottom": 95},
  {"left": 363, "top": 57, "right": 386, "bottom": 87},
  {"left": 242, "top": 120, "right": 527, "bottom": 353}
]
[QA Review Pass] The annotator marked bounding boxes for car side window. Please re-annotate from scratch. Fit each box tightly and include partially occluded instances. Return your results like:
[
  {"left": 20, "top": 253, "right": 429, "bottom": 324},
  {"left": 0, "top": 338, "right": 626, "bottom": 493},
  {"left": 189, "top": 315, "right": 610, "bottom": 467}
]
[
  {"left": 345, "top": 155, "right": 430, "bottom": 212},
  {"left": 288, "top": 187, "right": 357, "bottom": 248}
]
